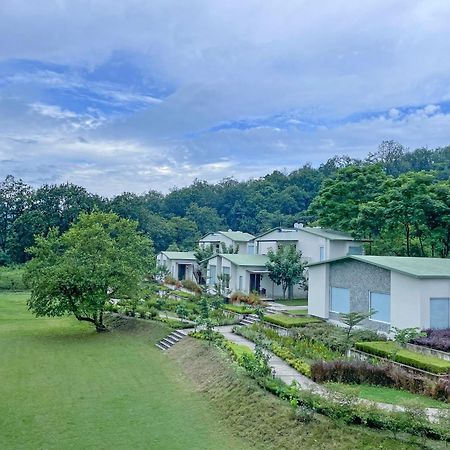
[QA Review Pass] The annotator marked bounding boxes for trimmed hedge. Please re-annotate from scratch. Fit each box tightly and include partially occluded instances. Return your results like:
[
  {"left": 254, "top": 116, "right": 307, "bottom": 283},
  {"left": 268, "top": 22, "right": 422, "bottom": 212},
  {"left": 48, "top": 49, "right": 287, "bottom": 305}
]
[
  {"left": 355, "top": 341, "right": 450, "bottom": 374},
  {"left": 264, "top": 314, "right": 322, "bottom": 328},
  {"left": 223, "top": 304, "right": 254, "bottom": 314},
  {"left": 271, "top": 343, "right": 311, "bottom": 377}
]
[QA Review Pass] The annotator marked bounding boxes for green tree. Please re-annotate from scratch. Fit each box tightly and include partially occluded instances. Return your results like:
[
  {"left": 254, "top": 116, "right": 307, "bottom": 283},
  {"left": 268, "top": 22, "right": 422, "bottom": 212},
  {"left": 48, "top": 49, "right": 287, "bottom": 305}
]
[
  {"left": 24, "top": 212, "right": 153, "bottom": 332},
  {"left": 340, "top": 310, "right": 376, "bottom": 350},
  {"left": 265, "top": 245, "right": 306, "bottom": 299}
]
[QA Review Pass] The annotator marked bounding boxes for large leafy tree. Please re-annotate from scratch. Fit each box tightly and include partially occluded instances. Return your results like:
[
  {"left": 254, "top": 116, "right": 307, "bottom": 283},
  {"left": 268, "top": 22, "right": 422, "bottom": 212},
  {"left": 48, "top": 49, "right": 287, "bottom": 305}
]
[
  {"left": 265, "top": 245, "right": 306, "bottom": 299},
  {"left": 24, "top": 212, "right": 153, "bottom": 332}
]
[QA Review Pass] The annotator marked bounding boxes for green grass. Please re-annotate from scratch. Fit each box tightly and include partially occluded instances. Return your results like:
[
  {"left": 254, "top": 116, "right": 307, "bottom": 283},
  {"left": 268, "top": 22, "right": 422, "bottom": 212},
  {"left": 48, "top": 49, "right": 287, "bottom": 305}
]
[
  {"left": 264, "top": 313, "right": 322, "bottom": 328},
  {"left": 355, "top": 341, "right": 450, "bottom": 374},
  {"left": 223, "top": 304, "right": 254, "bottom": 314},
  {"left": 326, "top": 382, "right": 450, "bottom": 409},
  {"left": 284, "top": 308, "right": 308, "bottom": 315},
  {"left": 0, "top": 292, "right": 247, "bottom": 450},
  {"left": 227, "top": 341, "right": 253, "bottom": 359},
  {"left": 274, "top": 298, "right": 307, "bottom": 306},
  {"left": 0, "top": 266, "right": 26, "bottom": 291}
]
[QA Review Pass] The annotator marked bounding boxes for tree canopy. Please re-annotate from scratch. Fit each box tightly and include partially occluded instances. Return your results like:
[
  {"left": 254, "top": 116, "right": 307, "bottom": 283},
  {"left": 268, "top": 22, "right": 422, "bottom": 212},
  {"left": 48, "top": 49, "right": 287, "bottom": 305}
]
[{"left": 24, "top": 212, "right": 153, "bottom": 332}]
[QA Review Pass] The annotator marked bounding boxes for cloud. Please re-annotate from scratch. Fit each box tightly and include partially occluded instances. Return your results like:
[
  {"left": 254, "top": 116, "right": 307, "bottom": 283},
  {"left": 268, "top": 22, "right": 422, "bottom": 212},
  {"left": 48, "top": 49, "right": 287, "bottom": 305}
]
[{"left": 1, "top": 1, "right": 450, "bottom": 195}]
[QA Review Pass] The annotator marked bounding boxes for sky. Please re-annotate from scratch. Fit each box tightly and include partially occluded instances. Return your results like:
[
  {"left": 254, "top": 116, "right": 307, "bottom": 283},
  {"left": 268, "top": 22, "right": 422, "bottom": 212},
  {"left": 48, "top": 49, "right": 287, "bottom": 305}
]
[{"left": 1, "top": 0, "right": 450, "bottom": 196}]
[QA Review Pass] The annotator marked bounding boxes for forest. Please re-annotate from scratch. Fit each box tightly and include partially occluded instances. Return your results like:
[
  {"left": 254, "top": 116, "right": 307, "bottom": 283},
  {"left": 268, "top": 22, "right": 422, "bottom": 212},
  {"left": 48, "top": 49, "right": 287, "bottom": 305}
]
[{"left": 0, "top": 140, "right": 449, "bottom": 265}]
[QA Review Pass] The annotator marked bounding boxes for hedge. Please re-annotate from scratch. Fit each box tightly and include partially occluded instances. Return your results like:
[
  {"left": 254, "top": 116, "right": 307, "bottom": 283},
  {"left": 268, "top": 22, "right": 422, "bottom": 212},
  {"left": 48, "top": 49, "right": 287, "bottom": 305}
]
[
  {"left": 355, "top": 341, "right": 450, "bottom": 374},
  {"left": 223, "top": 304, "right": 255, "bottom": 314},
  {"left": 263, "top": 314, "right": 322, "bottom": 328}
]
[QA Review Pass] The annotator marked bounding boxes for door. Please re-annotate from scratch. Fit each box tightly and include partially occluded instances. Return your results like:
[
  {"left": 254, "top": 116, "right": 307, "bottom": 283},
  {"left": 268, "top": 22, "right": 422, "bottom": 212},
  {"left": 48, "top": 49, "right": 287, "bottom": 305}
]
[
  {"left": 430, "top": 298, "right": 450, "bottom": 329},
  {"left": 177, "top": 264, "right": 186, "bottom": 281},
  {"left": 249, "top": 274, "right": 261, "bottom": 293}
]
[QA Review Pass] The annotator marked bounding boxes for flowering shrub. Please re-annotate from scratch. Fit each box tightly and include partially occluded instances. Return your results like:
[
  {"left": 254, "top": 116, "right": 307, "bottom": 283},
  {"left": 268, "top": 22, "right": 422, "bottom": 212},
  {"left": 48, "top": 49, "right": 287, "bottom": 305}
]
[{"left": 412, "top": 329, "right": 450, "bottom": 352}]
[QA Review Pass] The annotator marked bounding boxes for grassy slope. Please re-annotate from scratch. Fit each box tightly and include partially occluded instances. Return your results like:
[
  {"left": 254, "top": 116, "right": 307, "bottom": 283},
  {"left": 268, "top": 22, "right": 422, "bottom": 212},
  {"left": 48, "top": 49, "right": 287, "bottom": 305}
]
[
  {"left": 169, "top": 339, "right": 434, "bottom": 450},
  {"left": 326, "top": 382, "right": 450, "bottom": 409},
  {"left": 0, "top": 292, "right": 246, "bottom": 450}
]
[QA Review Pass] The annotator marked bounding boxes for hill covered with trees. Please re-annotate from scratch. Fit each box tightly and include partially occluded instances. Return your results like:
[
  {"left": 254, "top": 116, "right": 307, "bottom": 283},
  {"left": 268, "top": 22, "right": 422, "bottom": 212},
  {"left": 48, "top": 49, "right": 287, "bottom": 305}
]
[{"left": 1, "top": 140, "right": 449, "bottom": 264}]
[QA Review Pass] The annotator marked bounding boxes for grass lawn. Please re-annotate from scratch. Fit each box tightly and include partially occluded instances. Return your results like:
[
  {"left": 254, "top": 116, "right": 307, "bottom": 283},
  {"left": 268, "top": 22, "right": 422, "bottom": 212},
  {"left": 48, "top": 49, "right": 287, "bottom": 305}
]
[
  {"left": 0, "top": 292, "right": 247, "bottom": 450},
  {"left": 264, "top": 313, "right": 322, "bottom": 328},
  {"left": 326, "top": 382, "right": 450, "bottom": 409},
  {"left": 284, "top": 308, "right": 308, "bottom": 315},
  {"left": 275, "top": 298, "right": 307, "bottom": 307}
]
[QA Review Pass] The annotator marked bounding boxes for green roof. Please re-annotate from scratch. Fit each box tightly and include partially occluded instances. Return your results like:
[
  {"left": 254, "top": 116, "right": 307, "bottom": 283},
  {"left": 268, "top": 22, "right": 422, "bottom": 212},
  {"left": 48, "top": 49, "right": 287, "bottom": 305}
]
[
  {"left": 160, "top": 251, "right": 196, "bottom": 261},
  {"left": 221, "top": 254, "right": 269, "bottom": 267},
  {"left": 200, "top": 231, "right": 255, "bottom": 242},
  {"left": 255, "top": 226, "right": 363, "bottom": 241},
  {"left": 308, "top": 255, "right": 450, "bottom": 279}
]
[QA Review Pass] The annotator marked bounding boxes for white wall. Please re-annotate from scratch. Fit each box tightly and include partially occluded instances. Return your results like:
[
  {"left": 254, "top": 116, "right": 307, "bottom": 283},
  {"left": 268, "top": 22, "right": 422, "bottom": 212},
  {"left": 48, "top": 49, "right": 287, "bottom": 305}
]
[
  {"left": 419, "top": 278, "right": 450, "bottom": 329},
  {"left": 308, "top": 264, "right": 330, "bottom": 318}
]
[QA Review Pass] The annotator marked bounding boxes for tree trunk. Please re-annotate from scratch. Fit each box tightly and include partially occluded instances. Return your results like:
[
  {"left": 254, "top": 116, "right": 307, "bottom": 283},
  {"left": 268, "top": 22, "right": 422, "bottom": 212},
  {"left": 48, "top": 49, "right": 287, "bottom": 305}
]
[{"left": 405, "top": 224, "right": 410, "bottom": 256}]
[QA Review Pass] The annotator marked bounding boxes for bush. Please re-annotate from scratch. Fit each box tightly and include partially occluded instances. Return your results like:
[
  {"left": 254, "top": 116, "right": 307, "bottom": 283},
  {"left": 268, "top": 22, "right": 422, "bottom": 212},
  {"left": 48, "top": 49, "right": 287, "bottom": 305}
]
[
  {"left": 230, "top": 291, "right": 261, "bottom": 305},
  {"left": 355, "top": 341, "right": 450, "bottom": 374},
  {"left": 181, "top": 279, "right": 202, "bottom": 294},
  {"left": 223, "top": 304, "right": 254, "bottom": 314},
  {"left": 264, "top": 314, "right": 322, "bottom": 328},
  {"left": 271, "top": 343, "right": 311, "bottom": 377},
  {"left": 164, "top": 275, "right": 177, "bottom": 285},
  {"left": 148, "top": 307, "right": 159, "bottom": 319},
  {"left": 412, "top": 329, "right": 450, "bottom": 352}
]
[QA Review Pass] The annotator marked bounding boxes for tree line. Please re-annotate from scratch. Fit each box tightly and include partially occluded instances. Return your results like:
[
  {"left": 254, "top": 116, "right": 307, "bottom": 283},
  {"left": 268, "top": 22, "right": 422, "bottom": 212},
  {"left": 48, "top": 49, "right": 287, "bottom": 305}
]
[{"left": 1, "top": 140, "right": 449, "bottom": 264}]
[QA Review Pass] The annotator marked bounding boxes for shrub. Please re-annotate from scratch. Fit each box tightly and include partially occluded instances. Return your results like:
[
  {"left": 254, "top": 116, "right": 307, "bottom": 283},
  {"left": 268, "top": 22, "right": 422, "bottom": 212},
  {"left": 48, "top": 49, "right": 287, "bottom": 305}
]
[
  {"left": 264, "top": 314, "right": 322, "bottom": 328},
  {"left": 412, "top": 329, "right": 450, "bottom": 352},
  {"left": 355, "top": 341, "right": 450, "bottom": 374},
  {"left": 223, "top": 304, "right": 254, "bottom": 314},
  {"left": 271, "top": 343, "right": 311, "bottom": 377},
  {"left": 148, "top": 307, "right": 159, "bottom": 319},
  {"left": 181, "top": 279, "right": 202, "bottom": 294},
  {"left": 164, "top": 275, "right": 177, "bottom": 285},
  {"left": 230, "top": 291, "right": 261, "bottom": 305}
]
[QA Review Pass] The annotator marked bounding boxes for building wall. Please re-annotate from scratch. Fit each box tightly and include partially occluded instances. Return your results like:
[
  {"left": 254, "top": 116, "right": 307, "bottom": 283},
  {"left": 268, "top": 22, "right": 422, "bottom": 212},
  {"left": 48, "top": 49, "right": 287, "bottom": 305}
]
[
  {"left": 308, "top": 264, "right": 330, "bottom": 318},
  {"left": 328, "top": 259, "right": 391, "bottom": 332}
]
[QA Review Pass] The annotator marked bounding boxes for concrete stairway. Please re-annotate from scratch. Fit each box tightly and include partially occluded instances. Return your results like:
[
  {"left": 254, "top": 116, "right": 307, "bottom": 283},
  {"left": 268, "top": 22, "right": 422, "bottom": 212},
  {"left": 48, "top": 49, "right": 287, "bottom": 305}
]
[
  {"left": 265, "top": 306, "right": 279, "bottom": 315},
  {"left": 239, "top": 314, "right": 260, "bottom": 326},
  {"left": 155, "top": 329, "right": 188, "bottom": 350}
]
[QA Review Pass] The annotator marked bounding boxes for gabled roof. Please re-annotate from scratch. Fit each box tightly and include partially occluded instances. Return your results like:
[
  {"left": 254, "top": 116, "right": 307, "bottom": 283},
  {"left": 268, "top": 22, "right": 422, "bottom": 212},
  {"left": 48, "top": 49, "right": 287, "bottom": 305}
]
[
  {"left": 254, "top": 226, "right": 366, "bottom": 242},
  {"left": 308, "top": 255, "right": 450, "bottom": 279},
  {"left": 160, "top": 251, "right": 197, "bottom": 261},
  {"left": 200, "top": 230, "right": 255, "bottom": 242},
  {"left": 204, "top": 253, "right": 269, "bottom": 267}
]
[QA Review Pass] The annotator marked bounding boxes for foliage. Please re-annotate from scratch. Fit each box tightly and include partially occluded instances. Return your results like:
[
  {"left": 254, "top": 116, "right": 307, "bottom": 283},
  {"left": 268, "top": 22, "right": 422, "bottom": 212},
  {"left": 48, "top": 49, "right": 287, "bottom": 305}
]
[
  {"left": 181, "top": 279, "right": 202, "bottom": 294},
  {"left": 223, "top": 303, "right": 255, "bottom": 314},
  {"left": 175, "top": 303, "right": 189, "bottom": 322},
  {"left": 239, "top": 340, "right": 273, "bottom": 379},
  {"left": 24, "top": 212, "right": 153, "bottom": 332},
  {"left": 340, "top": 309, "right": 376, "bottom": 349},
  {"left": 229, "top": 291, "right": 261, "bottom": 305},
  {"left": 355, "top": 341, "right": 450, "bottom": 374},
  {"left": 392, "top": 327, "right": 426, "bottom": 348},
  {"left": 0, "top": 266, "right": 26, "bottom": 291},
  {"left": 413, "top": 329, "right": 450, "bottom": 352},
  {"left": 266, "top": 245, "right": 306, "bottom": 299},
  {"left": 264, "top": 313, "right": 322, "bottom": 328},
  {"left": 164, "top": 275, "right": 177, "bottom": 285},
  {"left": 311, "top": 359, "right": 450, "bottom": 403}
]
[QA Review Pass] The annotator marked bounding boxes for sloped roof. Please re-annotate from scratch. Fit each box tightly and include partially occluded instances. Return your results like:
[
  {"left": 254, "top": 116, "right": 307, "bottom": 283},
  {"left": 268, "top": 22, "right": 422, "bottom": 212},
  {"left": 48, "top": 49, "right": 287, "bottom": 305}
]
[
  {"left": 200, "top": 231, "right": 255, "bottom": 242},
  {"left": 160, "top": 251, "right": 196, "bottom": 261},
  {"left": 254, "top": 226, "right": 367, "bottom": 242},
  {"left": 308, "top": 255, "right": 450, "bottom": 279},
  {"left": 220, "top": 254, "right": 269, "bottom": 267}
]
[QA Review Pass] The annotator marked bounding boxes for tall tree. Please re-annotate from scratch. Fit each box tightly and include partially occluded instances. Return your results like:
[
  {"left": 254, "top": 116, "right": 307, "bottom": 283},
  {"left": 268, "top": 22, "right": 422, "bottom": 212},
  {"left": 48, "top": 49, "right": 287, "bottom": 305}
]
[
  {"left": 25, "top": 212, "right": 153, "bottom": 332},
  {"left": 265, "top": 245, "right": 306, "bottom": 299}
]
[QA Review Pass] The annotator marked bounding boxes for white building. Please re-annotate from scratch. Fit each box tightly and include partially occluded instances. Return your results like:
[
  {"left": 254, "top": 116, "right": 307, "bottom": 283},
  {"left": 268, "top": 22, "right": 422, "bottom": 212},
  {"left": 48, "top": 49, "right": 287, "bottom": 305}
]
[
  {"left": 308, "top": 255, "right": 450, "bottom": 332},
  {"left": 199, "top": 230, "right": 255, "bottom": 254},
  {"left": 204, "top": 226, "right": 366, "bottom": 299},
  {"left": 156, "top": 251, "right": 197, "bottom": 281}
]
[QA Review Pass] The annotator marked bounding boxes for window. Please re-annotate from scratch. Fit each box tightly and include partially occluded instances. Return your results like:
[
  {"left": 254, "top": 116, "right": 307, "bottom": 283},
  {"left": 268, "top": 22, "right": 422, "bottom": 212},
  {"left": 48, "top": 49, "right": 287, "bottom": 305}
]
[
  {"left": 369, "top": 292, "right": 391, "bottom": 323},
  {"left": 247, "top": 243, "right": 255, "bottom": 255},
  {"left": 330, "top": 287, "right": 350, "bottom": 313},
  {"left": 348, "top": 246, "right": 363, "bottom": 255},
  {"left": 430, "top": 298, "right": 450, "bottom": 329},
  {"left": 209, "top": 265, "right": 216, "bottom": 285},
  {"left": 222, "top": 266, "right": 230, "bottom": 288},
  {"left": 239, "top": 276, "right": 243, "bottom": 291},
  {"left": 319, "top": 246, "right": 325, "bottom": 261}
]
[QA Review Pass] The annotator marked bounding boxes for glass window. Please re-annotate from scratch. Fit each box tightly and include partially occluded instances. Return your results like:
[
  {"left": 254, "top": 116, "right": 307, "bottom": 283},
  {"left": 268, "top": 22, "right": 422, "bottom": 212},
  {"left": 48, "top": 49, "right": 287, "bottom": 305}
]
[
  {"left": 330, "top": 287, "right": 350, "bottom": 313},
  {"left": 370, "top": 292, "right": 391, "bottom": 323},
  {"left": 209, "top": 265, "right": 216, "bottom": 285},
  {"left": 319, "top": 246, "right": 325, "bottom": 261},
  {"left": 247, "top": 243, "right": 255, "bottom": 255},
  {"left": 222, "top": 266, "right": 231, "bottom": 288},
  {"left": 430, "top": 298, "right": 450, "bottom": 329},
  {"left": 239, "top": 276, "right": 243, "bottom": 291},
  {"left": 348, "top": 246, "right": 363, "bottom": 255}
]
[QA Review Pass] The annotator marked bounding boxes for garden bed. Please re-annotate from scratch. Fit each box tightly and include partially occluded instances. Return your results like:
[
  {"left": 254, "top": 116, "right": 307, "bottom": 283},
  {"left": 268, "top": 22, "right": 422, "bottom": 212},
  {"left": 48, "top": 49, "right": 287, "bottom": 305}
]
[
  {"left": 263, "top": 313, "right": 322, "bottom": 328},
  {"left": 412, "top": 329, "right": 450, "bottom": 353},
  {"left": 355, "top": 341, "right": 450, "bottom": 375},
  {"left": 223, "top": 304, "right": 254, "bottom": 314}
]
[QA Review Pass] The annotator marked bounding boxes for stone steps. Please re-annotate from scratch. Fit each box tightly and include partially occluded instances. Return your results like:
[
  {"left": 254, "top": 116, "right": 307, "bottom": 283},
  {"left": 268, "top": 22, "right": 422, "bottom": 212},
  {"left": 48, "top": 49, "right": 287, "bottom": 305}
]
[
  {"left": 239, "top": 314, "right": 260, "bottom": 326},
  {"left": 155, "top": 329, "right": 188, "bottom": 350}
]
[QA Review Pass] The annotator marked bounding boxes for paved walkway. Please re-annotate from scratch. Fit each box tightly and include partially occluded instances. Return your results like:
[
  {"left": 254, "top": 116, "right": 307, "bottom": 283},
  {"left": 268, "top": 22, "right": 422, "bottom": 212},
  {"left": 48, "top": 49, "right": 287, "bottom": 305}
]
[{"left": 265, "top": 301, "right": 308, "bottom": 312}]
